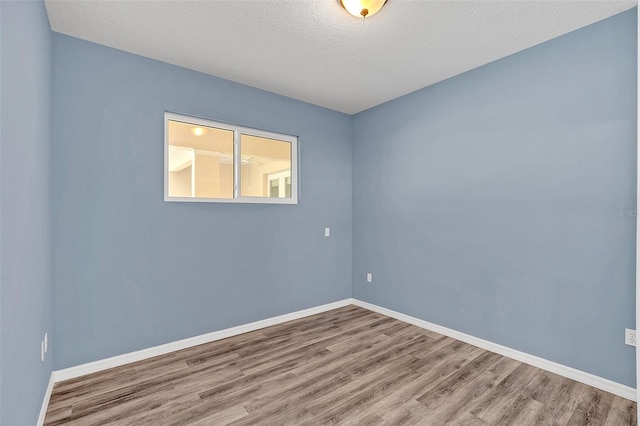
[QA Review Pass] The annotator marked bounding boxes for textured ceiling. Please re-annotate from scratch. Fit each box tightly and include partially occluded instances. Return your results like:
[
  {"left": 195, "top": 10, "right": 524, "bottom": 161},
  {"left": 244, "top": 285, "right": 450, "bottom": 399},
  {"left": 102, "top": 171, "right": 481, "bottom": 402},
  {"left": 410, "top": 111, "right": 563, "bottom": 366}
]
[{"left": 44, "top": 0, "right": 636, "bottom": 114}]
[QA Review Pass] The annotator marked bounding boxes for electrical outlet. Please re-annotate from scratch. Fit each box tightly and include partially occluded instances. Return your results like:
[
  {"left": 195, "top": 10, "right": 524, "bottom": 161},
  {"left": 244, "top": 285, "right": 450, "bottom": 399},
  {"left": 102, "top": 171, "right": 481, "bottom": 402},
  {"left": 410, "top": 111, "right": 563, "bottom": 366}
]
[
  {"left": 325, "top": 227, "right": 330, "bottom": 237},
  {"left": 625, "top": 328, "right": 636, "bottom": 346},
  {"left": 366, "top": 273, "right": 372, "bottom": 283}
]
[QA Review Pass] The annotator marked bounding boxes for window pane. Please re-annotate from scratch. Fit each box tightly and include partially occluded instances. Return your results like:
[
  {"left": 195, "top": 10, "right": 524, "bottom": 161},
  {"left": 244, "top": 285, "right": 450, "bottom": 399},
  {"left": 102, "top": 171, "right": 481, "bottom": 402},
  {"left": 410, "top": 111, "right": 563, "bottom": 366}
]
[
  {"left": 167, "top": 120, "right": 234, "bottom": 199},
  {"left": 240, "top": 134, "right": 292, "bottom": 198},
  {"left": 165, "top": 113, "right": 298, "bottom": 204}
]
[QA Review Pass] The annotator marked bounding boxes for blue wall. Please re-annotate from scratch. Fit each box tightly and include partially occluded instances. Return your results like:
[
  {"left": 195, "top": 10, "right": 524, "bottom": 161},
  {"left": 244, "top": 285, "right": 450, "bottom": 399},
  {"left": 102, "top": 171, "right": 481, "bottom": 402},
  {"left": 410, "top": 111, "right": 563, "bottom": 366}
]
[
  {"left": 51, "top": 34, "right": 353, "bottom": 369},
  {"left": 1, "top": 1, "right": 54, "bottom": 424},
  {"left": 353, "top": 9, "right": 637, "bottom": 387}
]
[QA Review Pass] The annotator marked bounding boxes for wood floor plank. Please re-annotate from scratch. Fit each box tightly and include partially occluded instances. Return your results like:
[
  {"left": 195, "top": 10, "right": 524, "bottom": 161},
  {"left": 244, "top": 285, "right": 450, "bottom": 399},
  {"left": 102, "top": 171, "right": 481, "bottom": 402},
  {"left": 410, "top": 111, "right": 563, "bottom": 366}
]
[
  {"left": 449, "top": 411, "right": 490, "bottom": 425},
  {"left": 531, "top": 378, "right": 579, "bottom": 425},
  {"left": 189, "top": 405, "right": 249, "bottom": 426},
  {"left": 310, "top": 370, "right": 421, "bottom": 425},
  {"left": 423, "top": 356, "right": 521, "bottom": 424},
  {"left": 307, "top": 362, "right": 419, "bottom": 421},
  {"left": 468, "top": 363, "right": 540, "bottom": 421},
  {"left": 604, "top": 394, "right": 637, "bottom": 426},
  {"left": 415, "top": 350, "right": 502, "bottom": 409},
  {"left": 43, "top": 305, "right": 636, "bottom": 426},
  {"left": 361, "top": 339, "right": 487, "bottom": 422},
  {"left": 48, "top": 367, "right": 139, "bottom": 409},
  {"left": 566, "top": 384, "right": 616, "bottom": 425},
  {"left": 233, "top": 355, "right": 419, "bottom": 425},
  {"left": 494, "top": 397, "right": 544, "bottom": 426},
  {"left": 379, "top": 399, "right": 432, "bottom": 426},
  {"left": 108, "top": 392, "right": 202, "bottom": 426},
  {"left": 242, "top": 330, "right": 394, "bottom": 412},
  {"left": 480, "top": 365, "right": 552, "bottom": 424}
]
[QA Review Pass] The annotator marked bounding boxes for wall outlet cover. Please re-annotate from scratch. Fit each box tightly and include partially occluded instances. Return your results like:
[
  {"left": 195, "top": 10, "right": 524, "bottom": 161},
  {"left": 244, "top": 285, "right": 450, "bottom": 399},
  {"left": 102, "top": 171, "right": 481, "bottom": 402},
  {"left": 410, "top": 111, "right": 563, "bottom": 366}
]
[{"left": 624, "top": 328, "right": 636, "bottom": 346}]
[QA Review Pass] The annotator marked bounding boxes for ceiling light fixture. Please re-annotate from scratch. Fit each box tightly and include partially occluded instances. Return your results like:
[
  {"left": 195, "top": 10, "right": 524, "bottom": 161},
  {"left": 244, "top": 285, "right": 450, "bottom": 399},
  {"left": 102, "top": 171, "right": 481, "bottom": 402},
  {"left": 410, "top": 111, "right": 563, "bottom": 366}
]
[
  {"left": 191, "top": 127, "right": 207, "bottom": 136},
  {"left": 340, "top": 0, "right": 387, "bottom": 18}
]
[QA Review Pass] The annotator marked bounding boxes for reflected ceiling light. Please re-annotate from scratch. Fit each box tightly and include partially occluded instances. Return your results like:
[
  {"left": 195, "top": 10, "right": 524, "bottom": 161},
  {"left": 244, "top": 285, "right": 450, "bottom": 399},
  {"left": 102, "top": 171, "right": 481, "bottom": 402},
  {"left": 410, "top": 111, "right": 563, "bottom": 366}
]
[
  {"left": 340, "top": 0, "right": 387, "bottom": 18},
  {"left": 191, "top": 127, "right": 207, "bottom": 136}
]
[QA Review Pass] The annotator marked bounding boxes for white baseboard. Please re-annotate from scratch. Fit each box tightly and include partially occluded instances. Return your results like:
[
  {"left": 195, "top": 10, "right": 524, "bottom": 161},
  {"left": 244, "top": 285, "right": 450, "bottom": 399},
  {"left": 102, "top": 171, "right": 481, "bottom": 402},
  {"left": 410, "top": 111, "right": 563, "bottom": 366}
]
[
  {"left": 37, "top": 373, "right": 55, "bottom": 426},
  {"left": 52, "top": 298, "right": 353, "bottom": 383},
  {"left": 351, "top": 299, "right": 636, "bottom": 402}
]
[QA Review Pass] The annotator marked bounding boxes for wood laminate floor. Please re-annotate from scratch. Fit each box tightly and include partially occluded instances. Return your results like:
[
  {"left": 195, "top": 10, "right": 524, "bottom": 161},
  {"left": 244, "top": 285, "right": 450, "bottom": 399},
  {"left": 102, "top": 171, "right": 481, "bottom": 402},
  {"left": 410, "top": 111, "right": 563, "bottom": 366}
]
[{"left": 44, "top": 306, "right": 636, "bottom": 425}]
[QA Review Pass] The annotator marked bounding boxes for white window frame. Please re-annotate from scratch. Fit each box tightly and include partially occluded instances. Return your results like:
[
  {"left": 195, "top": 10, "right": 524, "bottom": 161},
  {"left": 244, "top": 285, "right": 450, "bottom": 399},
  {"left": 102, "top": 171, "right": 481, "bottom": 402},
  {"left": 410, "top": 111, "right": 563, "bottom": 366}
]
[{"left": 164, "top": 112, "right": 298, "bottom": 204}]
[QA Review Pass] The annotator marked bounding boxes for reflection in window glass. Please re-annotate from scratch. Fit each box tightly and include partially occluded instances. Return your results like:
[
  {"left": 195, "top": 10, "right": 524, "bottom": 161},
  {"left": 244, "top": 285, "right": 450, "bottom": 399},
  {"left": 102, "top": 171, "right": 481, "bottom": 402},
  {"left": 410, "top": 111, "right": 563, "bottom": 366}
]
[
  {"left": 167, "top": 120, "right": 234, "bottom": 199},
  {"left": 285, "top": 176, "right": 291, "bottom": 198},
  {"left": 270, "top": 179, "right": 279, "bottom": 198},
  {"left": 240, "top": 135, "right": 292, "bottom": 198}
]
